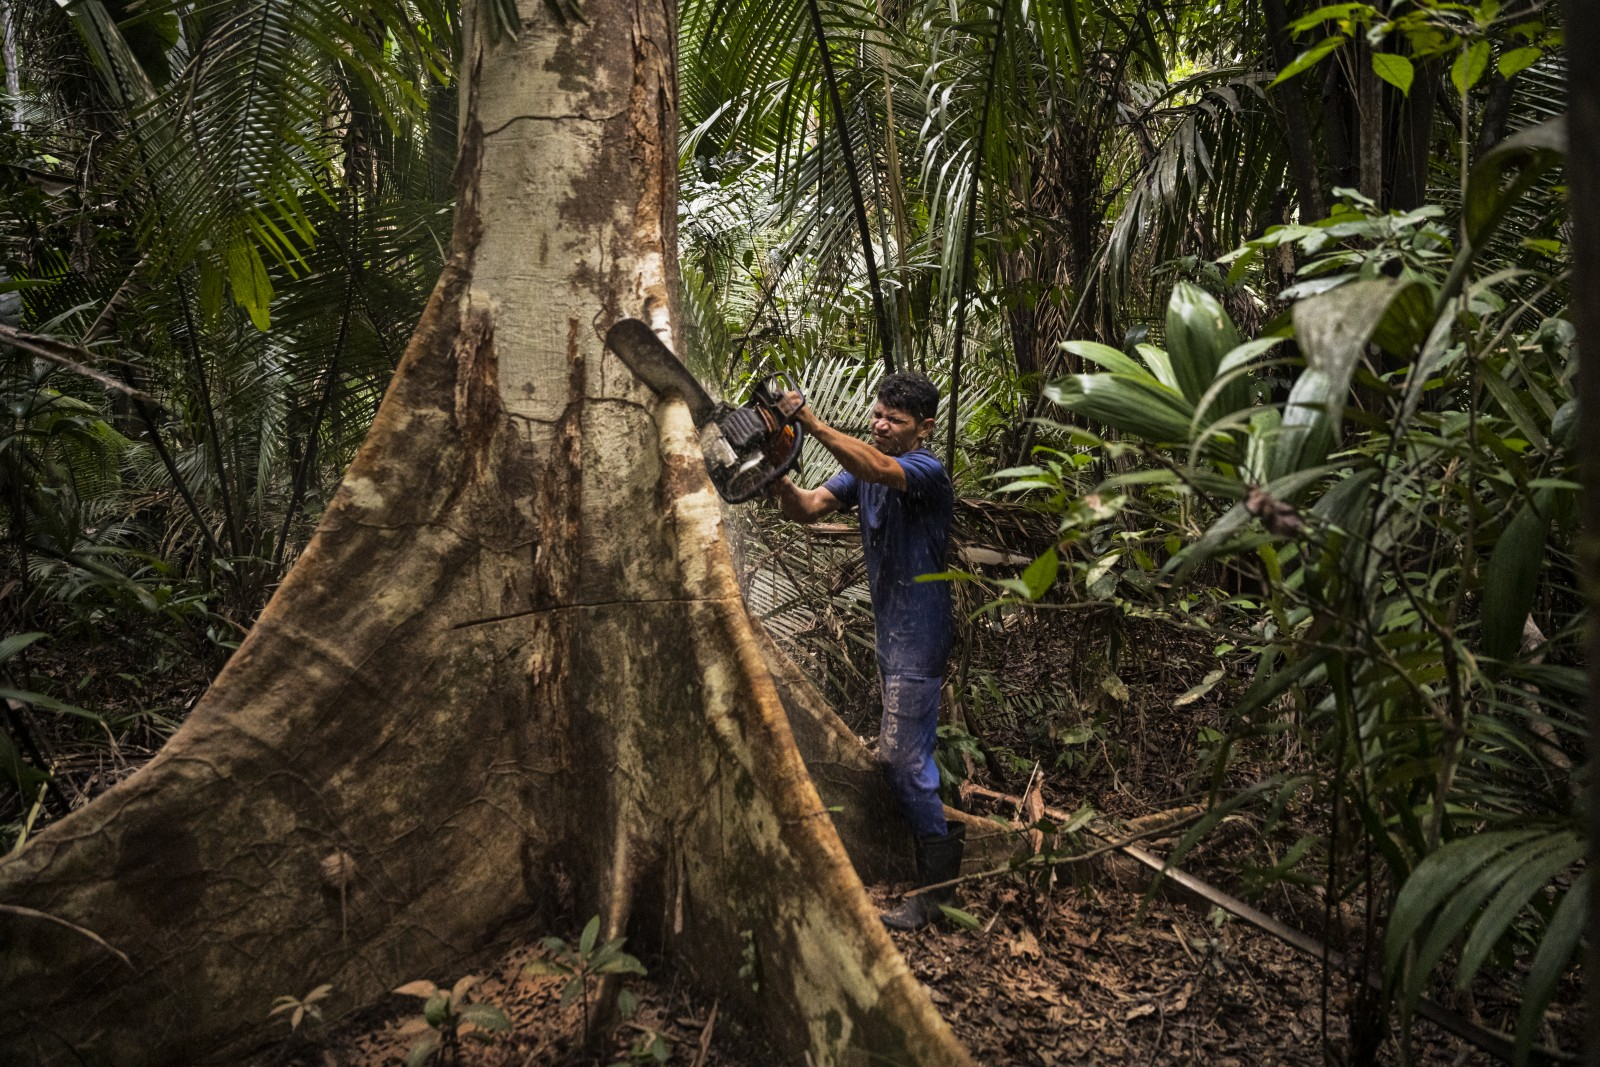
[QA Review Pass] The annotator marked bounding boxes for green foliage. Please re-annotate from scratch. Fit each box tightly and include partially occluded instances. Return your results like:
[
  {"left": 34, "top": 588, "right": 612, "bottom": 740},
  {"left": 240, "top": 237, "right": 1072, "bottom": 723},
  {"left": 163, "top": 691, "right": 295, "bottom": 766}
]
[
  {"left": 525, "top": 916, "right": 648, "bottom": 1044},
  {"left": 392, "top": 975, "right": 511, "bottom": 1067},
  {"left": 1272, "top": 0, "right": 1562, "bottom": 99},
  {"left": 268, "top": 982, "right": 334, "bottom": 1035},
  {"left": 0, "top": 0, "right": 454, "bottom": 834},
  {"left": 1009, "top": 118, "right": 1578, "bottom": 1058}
]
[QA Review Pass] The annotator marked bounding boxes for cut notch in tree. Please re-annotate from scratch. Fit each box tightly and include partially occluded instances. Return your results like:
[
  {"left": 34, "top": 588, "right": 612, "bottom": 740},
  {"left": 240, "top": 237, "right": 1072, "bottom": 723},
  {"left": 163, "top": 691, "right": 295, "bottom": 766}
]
[{"left": 0, "top": 3, "right": 973, "bottom": 1063}]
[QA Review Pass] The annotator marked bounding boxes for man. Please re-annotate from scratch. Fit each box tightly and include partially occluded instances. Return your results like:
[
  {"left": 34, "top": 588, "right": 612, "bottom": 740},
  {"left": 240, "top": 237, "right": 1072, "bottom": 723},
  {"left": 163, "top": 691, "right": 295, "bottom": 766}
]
[{"left": 768, "top": 372, "right": 963, "bottom": 929}]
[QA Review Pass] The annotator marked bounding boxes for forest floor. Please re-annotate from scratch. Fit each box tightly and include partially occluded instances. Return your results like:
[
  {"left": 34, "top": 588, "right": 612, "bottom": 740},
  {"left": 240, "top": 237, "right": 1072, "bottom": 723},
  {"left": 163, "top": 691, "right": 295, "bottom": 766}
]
[
  {"left": 246, "top": 606, "right": 1582, "bottom": 1066},
  {"left": 253, "top": 845, "right": 1568, "bottom": 1067},
  {"left": 6, "top": 535, "right": 1584, "bottom": 1065}
]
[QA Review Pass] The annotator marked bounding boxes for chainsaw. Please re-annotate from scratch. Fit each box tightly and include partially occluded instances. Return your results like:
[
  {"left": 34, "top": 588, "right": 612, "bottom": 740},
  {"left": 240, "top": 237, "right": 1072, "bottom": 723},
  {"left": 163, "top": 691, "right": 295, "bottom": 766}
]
[{"left": 605, "top": 318, "right": 806, "bottom": 503}]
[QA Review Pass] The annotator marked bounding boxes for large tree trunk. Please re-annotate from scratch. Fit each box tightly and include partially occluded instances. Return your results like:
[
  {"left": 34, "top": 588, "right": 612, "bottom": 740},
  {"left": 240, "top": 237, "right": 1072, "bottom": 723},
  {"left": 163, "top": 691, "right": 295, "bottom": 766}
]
[{"left": 0, "top": 4, "right": 973, "bottom": 1064}]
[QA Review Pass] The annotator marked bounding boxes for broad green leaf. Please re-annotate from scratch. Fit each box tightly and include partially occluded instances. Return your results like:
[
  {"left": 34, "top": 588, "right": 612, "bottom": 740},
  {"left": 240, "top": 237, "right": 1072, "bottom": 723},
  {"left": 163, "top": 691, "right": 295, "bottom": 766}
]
[
  {"left": 0, "top": 632, "right": 47, "bottom": 666},
  {"left": 1457, "top": 830, "right": 1583, "bottom": 988},
  {"left": 1450, "top": 40, "right": 1490, "bottom": 93},
  {"left": 1514, "top": 869, "right": 1589, "bottom": 1066},
  {"left": 1286, "top": 3, "right": 1366, "bottom": 32},
  {"left": 392, "top": 980, "right": 438, "bottom": 999},
  {"left": 458, "top": 1003, "right": 511, "bottom": 1032},
  {"left": 1385, "top": 830, "right": 1539, "bottom": 974},
  {"left": 523, "top": 959, "right": 565, "bottom": 977},
  {"left": 1369, "top": 279, "right": 1435, "bottom": 357},
  {"left": 450, "top": 975, "right": 479, "bottom": 1003},
  {"left": 1269, "top": 35, "right": 1344, "bottom": 87},
  {"left": 1371, "top": 53, "right": 1413, "bottom": 94},
  {"left": 1462, "top": 118, "right": 1565, "bottom": 251},
  {"left": 1551, "top": 398, "right": 1578, "bottom": 450},
  {"left": 1308, "top": 468, "right": 1377, "bottom": 533},
  {"left": 1134, "top": 344, "right": 1182, "bottom": 393},
  {"left": 579, "top": 915, "right": 601, "bottom": 956},
  {"left": 1061, "top": 340, "right": 1145, "bottom": 378},
  {"left": 1165, "top": 282, "right": 1249, "bottom": 416},
  {"left": 1274, "top": 280, "right": 1409, "bottom": 479},
  {"left": 1044, "top": 373, "right": 1196, "bottom": 444},
  {"left": 1173, "top": 668, "right": 1225, "bottom": 708},
  {"left": 1020, "top": 549, "right": 1058, "bottom": 600},
  {"left": 405, "top": 1033, "right": 440, "bottom": 1067},
  {"left": 1399, "top": 834, "right": 1576, "bottom": 1017},
  {"left": 225, "top": 242, "right": 274, "bottom": 332},
  {"left": 1480, "top": 503, "right": 1548, "bottom": 662},
  {"left": 596, "top": 956, "right": 648, "bottom": 975},
  {"left": 1169, "top": 465, "right": 1342, "bottom": 582},
  {"left": 939, "top": 905, "right": 982, "bottom": 930},
  {"left": 1084, "top": 551, "right": 1119, "bottom": 599},
  {"left": 1497, "top": 45, "right": 1540, "bottom": 78}
]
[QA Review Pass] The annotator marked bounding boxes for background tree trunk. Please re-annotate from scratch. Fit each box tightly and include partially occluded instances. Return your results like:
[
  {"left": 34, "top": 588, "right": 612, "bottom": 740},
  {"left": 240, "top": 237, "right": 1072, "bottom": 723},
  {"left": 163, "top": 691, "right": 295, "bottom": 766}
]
[
  {"left": 1566, "top": 0, "right": 1600, "bottom": 1055},
  {"left": 0, "top": 3, "right": 974, "bottom": 1064}
]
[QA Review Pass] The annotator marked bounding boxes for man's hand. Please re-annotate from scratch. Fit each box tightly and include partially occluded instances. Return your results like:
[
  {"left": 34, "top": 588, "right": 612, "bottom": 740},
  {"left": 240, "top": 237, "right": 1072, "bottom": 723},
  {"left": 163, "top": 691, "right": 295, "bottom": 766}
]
[{"left": 779, "top": 388, "right": 807, "bottom": 421}]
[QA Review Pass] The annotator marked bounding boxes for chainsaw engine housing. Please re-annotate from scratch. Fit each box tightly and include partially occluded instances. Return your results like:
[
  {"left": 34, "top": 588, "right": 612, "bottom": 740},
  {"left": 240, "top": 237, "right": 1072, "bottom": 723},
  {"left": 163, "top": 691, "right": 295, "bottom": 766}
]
[{"left": 698, "top": 377, "right": 805, "bottom": 503}]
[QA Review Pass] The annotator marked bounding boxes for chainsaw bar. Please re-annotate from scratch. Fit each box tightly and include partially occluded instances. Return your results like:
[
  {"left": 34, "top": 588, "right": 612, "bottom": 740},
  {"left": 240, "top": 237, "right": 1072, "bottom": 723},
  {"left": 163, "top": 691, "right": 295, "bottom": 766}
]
[{"left": 604, "top": 318, "right": 719, "bottom": 425}]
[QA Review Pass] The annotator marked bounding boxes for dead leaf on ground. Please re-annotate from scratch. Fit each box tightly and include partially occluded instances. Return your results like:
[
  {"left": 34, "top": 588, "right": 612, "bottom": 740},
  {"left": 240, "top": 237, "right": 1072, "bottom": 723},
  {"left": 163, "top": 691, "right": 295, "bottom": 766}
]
[{"left": 1009, "top": 928, "right": 1041, "bottom": 958}]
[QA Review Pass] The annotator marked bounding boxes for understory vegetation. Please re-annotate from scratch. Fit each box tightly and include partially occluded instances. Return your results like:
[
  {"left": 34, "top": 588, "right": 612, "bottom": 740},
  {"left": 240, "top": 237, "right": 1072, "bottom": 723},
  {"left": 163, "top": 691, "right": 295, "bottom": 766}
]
[{"left": 0, "top": 0, "right": 1581, "bottom": 1061}]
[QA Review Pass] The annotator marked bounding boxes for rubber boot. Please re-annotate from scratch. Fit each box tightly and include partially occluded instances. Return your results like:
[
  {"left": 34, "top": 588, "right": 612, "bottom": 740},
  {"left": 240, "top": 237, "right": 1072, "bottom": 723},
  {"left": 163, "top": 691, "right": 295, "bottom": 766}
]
[{"left": 880, "top": 823, "right": 965, "bottom": 930}]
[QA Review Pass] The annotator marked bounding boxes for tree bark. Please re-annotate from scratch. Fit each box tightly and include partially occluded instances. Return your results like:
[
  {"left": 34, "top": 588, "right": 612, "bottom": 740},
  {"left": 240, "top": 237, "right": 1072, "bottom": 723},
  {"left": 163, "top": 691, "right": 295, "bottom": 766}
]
[
  {"left": 1354, "top": 36, "right": 1385, "bottom": 205},
  {"left": 1566, "top": 0, "right": 1600, "bottom": 1057},
  {"left": 0, "top": 4, "right": 974, "bottom": 1064},
  {"left": 1389, "top": 57, "right": 1438, "bottom": 211},
  {"left": 1320, "top": 60, "right": 1357, "bottom": 192},
  {"left": 0, "top": 1, "right": 19, "bottom": 135},
  {"left": 1262, "top": 0, "right": 1326, "bottom": 220}
]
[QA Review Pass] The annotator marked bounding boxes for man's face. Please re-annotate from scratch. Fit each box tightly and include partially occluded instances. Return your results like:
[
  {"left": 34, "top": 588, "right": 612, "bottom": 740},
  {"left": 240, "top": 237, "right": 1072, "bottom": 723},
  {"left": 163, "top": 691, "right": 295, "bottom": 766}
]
[{"left": 870, "top": 401, "right": 931, "bottom": 456}]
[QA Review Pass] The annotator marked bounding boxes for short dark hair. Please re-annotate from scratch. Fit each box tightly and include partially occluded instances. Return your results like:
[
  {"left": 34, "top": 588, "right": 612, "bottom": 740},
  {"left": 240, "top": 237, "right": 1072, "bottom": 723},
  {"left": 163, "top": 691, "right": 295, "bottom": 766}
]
[{"left": 876, "top": 372, "right": 940, "bottom": 423}]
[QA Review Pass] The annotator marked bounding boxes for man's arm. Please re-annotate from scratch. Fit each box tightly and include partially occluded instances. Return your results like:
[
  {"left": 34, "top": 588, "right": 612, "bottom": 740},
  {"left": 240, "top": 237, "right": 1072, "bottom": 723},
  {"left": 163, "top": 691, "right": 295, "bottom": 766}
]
[
  {"left": 769, "top": 477, "right": 840, "bottom": 523},
  {"left": 796, "top": 406, "right": 908, "bottom": 492}
]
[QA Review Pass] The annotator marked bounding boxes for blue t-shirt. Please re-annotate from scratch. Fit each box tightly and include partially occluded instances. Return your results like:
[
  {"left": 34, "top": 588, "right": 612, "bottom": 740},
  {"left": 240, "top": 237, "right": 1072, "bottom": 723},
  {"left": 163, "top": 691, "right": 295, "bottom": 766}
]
[{"left": 822, "top": 449, "right": 954, "bottom": 675}]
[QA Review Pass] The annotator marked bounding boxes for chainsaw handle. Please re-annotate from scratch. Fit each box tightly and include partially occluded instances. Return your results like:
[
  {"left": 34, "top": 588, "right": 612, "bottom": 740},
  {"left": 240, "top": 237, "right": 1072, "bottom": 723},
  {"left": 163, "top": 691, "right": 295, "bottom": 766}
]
[
  {"left": 719, "top": 422, "right": 806, "bottom": 504},
  {"left": 756, "top": 374, "right": 805, "bottom": 421}
]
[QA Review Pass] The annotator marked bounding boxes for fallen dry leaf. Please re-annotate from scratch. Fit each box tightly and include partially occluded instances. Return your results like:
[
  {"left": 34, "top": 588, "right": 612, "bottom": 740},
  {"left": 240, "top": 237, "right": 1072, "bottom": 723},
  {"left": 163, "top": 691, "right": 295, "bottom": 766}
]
[{"left": 1009, "top": 928, "right": 1041, "bottom": 958}]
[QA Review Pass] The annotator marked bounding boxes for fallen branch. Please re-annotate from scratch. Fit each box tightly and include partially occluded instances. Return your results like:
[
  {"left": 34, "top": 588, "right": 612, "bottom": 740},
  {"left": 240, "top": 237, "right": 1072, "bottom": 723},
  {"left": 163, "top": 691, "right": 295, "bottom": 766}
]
[
  {"left": 935, "top": 784, "right": 1578, "bottom": 1066},
  {"left": 0, "top": 323, "right": 151, "bottom": 400},
  {"left": 904, "top": 808, "right": 1203, "bottom": 897},
  {"left": 688, "top": 998, "right": 717, "bottom": 1067},
  {"left": 0, "top": 904, "right": 132, "bottom": 967}
]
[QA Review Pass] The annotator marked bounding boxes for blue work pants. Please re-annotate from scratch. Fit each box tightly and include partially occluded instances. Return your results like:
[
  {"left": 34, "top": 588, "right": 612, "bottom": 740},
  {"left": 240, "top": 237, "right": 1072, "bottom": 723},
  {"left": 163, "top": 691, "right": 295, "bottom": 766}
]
[{"left": 877, "top": 671, "right": 948, "bottom": 838}]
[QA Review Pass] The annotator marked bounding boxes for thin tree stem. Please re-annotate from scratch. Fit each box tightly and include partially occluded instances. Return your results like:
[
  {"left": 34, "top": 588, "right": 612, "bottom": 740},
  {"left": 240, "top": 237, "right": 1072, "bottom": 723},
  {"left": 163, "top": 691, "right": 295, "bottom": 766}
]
[
  {"left": 805, "top": 0, "right": 895, "bottom": 372},
  {"left": 175, "top": 277, "right": 244, "bottom": 560},
  {"left": 275, "top": 200, "right": 359, "bottom": 570},
  {"left": 945, "top": 0, "right": 1008, "bottom": 472},
  {"left": 132, "top": 397, "right": 226, "bottom": 560},
  {"left": 0, "top": 1, "right": 20, "bottom": 135}
]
